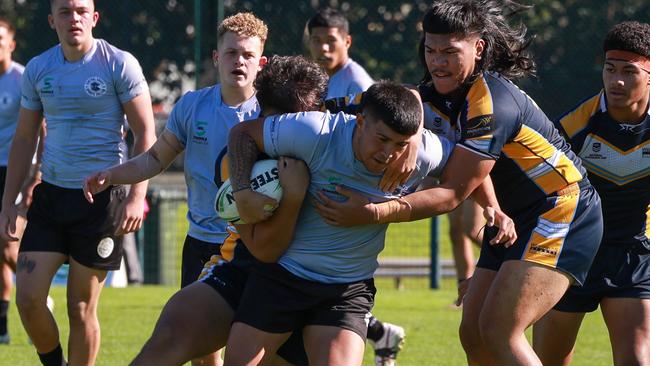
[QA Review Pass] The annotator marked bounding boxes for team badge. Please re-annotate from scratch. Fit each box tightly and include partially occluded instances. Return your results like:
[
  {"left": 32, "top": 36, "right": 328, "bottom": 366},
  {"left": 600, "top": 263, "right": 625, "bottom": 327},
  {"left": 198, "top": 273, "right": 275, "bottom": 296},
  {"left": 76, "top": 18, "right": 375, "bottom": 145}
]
[
  {"left": 0, "top": 92, "right": 13, "bottom": 110},
  {"left": 592, "top": 142, "right": 601, "bottom": 153},
  {"left": 84, "top": 76, "right": 108, "bottom": 97},
  {"left": 97, "top": 237, "right": 114, "bottom": 258}
]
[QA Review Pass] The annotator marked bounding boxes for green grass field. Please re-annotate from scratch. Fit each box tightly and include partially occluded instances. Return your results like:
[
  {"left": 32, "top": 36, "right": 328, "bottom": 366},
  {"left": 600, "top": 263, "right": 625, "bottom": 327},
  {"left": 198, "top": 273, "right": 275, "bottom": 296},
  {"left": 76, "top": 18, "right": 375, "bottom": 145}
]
[{"left": 2, "top": 278, "right": 612, "bottom": 365}]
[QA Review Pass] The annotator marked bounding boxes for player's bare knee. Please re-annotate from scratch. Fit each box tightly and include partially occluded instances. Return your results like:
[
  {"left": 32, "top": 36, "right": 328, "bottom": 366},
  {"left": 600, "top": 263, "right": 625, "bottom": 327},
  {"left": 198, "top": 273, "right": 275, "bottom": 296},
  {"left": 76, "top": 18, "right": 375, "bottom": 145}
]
[
  {"left": 67, "top": 300, "right": 97, "bottom": 326},
  {"left": 459, "top": 319, "right": 482, "bottom": 352},
  {"left": 15, "top": 288, "right": 43, "bottom": 315}
]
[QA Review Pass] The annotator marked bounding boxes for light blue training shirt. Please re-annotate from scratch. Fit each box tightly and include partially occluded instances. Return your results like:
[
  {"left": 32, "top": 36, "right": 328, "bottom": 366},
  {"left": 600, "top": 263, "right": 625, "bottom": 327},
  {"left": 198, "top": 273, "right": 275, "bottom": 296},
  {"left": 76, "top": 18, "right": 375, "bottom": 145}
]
[
  {"left": 326, "top": 58, "right": 374, "bottom": 99},
  {"left": 166, "top": 85, "right": 260, "bottom": 244},
  {"left": 0, "top": 61, "right": 24, "bottom": 166},
  {"left": 21, "top": 39, "right": 148, "bottom": 188},
  {"left": 263, "top": 111, "right": 454, "bottom": 283}
]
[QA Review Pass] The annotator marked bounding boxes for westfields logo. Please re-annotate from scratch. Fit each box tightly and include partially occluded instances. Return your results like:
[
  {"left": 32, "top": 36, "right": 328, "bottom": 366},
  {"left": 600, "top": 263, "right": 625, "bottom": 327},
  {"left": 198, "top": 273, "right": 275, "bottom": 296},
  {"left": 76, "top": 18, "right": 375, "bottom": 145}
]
[
  {"left": 41, "top": 76, "right": 54, "bottom": 95},
  {"left": 192, "top": 121, "right": 208, "bottom": 144}
]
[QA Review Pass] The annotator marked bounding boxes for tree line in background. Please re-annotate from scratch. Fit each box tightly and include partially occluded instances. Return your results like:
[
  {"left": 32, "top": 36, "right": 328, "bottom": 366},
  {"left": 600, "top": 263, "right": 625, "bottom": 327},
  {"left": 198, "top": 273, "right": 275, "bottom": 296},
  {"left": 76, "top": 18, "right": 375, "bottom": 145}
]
[{"left": 1, "top": 0, "right": 649, "bottom": 117}]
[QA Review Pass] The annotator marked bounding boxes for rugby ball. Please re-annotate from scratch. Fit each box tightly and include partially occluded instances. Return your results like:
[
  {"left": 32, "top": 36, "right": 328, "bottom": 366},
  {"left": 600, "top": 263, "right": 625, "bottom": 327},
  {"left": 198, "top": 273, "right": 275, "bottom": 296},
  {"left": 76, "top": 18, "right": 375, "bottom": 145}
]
[{"left": 215, "top": 159, "right": 283, "bottom": 224}]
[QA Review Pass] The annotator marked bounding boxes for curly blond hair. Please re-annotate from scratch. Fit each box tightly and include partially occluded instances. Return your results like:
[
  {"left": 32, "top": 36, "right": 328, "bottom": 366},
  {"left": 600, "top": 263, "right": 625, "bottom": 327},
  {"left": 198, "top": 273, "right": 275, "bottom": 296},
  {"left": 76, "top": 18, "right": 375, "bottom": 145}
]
[{"left": 218, "top": 13, "right": 268, "bottom": 45}]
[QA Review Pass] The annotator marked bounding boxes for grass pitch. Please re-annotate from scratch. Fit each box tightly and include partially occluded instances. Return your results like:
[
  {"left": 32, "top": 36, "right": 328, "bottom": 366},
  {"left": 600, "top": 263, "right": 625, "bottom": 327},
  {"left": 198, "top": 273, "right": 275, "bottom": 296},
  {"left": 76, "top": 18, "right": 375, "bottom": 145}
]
[{"left": 2, "top": 278, "right": 612, "bottom": 365}]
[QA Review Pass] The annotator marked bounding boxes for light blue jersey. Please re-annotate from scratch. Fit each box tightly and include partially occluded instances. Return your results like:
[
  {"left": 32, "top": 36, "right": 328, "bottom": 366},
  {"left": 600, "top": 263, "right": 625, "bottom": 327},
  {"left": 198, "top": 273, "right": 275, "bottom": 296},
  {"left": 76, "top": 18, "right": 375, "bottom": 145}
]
[
  {"left": 0, "top": 62, "right": 24, "bottom": 166},
  {"left": 263, "top": 111, "right": 453, "bottom": 283},
  {"left": 21, "top": 39, "right": 147, "bottom": 188},
  {"left": 326, "top": 59, "right": 374, "bottom": 99},
  {"left": 166, "top": 85, "right": 259, "bottom": 244}
]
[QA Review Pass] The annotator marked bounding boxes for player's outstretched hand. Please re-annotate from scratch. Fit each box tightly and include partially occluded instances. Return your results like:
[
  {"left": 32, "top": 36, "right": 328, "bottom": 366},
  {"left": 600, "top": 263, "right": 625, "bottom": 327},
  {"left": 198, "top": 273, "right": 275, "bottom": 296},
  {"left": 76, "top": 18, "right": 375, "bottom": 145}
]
[
  {"left": 83, "top": 171, "right": 112, "bottom": 203},
  {"left": 277, "top": 157, "right": 309, "bottom": 201},
  {"left": 314, "top": 185, "right": 374, "bottom": 227},
  {"left": 380, "top": 138, "right": 418, "bottom": 193},
  {"left": 483, "top": 206, "right": 517, "bottom": 247},
  {"left": 0, "top": 205, "right": 19, "bottom": 242},
  {"left": 114, "top": 196, "right": 144, "bottom": 236},
  {"left": 455, "top": 277, "right": 471, "bottom": 306},
  {"left": 234, "top": 189, "right": 278, "bottom": 225}
]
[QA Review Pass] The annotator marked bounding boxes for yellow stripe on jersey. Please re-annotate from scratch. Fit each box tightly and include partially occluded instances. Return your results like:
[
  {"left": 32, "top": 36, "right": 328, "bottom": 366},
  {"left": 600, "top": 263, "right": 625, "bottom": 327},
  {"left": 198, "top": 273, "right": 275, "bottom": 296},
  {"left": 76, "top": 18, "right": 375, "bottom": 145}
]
[
  {"left": 646, "top": 203, "right": 650, "bottom": 240},
  {"left": 502, "top": 125, "right": 583, "bottom": 194},
  {"left": 466, "top": 76, "right": 494, "bottom": 120},
  {"left": 559, "top": 92, "right": 602, "bottom": 138},
  {"left": 220, "top": 155, "right": 230, "bottom": 183},
  {"left": 523, "top": 191, "right": 580, "bottom": 267}
]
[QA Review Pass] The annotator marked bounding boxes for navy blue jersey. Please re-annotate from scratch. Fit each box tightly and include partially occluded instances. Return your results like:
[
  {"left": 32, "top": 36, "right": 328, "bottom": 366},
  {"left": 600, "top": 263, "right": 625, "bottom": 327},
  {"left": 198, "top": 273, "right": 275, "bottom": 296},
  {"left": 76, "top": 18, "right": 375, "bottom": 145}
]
[
  {"left": 420, "top": 72, "right": 586, "bottom": 217},
  {"left": 557, "top": 91, "right": 650, "bottom": 247}
]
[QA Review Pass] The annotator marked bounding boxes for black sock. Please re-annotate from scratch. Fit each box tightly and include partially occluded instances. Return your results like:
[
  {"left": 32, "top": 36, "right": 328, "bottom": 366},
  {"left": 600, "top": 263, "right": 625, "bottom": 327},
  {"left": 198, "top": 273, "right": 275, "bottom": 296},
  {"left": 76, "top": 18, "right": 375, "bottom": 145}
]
[
  {"left": 38, "top": 343, "right": 66, "bottom": 366},
  {"left": 0, "top": 300, "right": 8, "bottom": 335},
  {"left": 366, "top": 316, "right": 385, "bottom": 341}
]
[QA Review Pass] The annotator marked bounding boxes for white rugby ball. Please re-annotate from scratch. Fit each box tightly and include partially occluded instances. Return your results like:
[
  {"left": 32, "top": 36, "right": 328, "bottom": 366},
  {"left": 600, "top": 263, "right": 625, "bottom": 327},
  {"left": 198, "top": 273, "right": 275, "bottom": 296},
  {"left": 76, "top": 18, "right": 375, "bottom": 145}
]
[{"left": 215, "top": 159, "right": 283, "bottom": 224}]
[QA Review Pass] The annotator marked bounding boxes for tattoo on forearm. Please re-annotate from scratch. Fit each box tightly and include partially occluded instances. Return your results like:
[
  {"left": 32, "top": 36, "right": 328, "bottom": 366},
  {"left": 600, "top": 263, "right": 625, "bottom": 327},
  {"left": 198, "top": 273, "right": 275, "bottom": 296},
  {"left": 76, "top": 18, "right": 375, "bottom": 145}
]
[
  {"left": 228, "top": 130, "right": 260, "bottom": 190},
  {"left": 17, "top": 256, "right": 36, "bottom": 274}
]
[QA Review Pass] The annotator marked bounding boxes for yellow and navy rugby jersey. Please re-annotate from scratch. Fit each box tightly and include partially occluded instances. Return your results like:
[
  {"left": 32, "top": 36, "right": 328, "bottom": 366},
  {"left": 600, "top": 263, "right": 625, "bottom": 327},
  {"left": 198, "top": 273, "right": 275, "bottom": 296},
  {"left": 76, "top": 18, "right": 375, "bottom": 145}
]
[
  {"left": 557, "top": 91, "right": 650, "bottom": 246},
  {"left": 425, "top": 72, "right": 586, "bottom": 216}
]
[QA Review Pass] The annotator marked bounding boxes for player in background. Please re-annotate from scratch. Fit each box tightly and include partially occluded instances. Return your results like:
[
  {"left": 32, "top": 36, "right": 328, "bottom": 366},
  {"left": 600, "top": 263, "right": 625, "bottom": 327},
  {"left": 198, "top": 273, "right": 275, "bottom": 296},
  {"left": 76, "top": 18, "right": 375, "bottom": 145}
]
[
  {"left": 0, "top": 0, "right": 156, "bottom": 365},
  {"left": 533, "top": 21, "right": 650, "bottom": 366},
  {"left": 311, "top": 1, "right": 604, "bottom": 364},
  {"left": 306, "top": 8, "right": 405, "bottom": 365},
  {"left": 83, "top": 12, "right": 268, "bottom": 366},
  {"left": 0, "top": 16, "right": 46, "bottom": 346},
  {"left": 306, "top": 8, "right": 374, "bottom": 100}
]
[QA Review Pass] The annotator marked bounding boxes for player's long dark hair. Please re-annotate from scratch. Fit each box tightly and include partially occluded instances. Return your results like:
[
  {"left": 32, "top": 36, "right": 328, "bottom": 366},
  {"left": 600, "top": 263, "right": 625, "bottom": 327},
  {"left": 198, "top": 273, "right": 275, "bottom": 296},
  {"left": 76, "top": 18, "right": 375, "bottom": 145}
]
[{"left": 419, "top": 0, "right": 536, "bottom": 83}]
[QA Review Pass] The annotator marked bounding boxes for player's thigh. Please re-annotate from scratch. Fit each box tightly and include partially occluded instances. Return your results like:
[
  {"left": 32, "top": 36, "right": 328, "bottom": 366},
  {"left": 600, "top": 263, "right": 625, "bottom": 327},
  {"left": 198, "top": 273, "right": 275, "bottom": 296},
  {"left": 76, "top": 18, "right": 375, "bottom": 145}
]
[
  {"left": 481, "top": 260, "right": 571, "bottom": 334},
  {"left": 225, "top": 322, "right": 291, "bottom": 366},
  {"left": 533, "top": 309, "right": 585, "bottom": 366},
  {"left": 66, "top": 257, "right": 108, "bottom": 311},
  {"left": 601, "top": 297, "right": 650, "bottom": 360},
  {"left": 15, "top": 251, "right": 67, "bottom": 303},
  {"left": 160, "top": 282, "right": 235, "bottom": 354},
  {"left": 303, "top": 325, "right": 365, "bottom": 366}
]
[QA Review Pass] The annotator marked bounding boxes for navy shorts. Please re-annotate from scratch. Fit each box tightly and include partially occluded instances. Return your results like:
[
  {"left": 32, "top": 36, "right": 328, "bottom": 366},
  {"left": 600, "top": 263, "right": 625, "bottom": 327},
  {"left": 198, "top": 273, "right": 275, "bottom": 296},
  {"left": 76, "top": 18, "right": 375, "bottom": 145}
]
[
  {"left": 20, "top": 181, "right": 126, "bottom": 270},
  {"left": 554, "top": 242, "right": 650, "bottom": 312},
  {"left": 234, "top": 262, "right": 375, "bottom": 341},
  {"left": 199, "top": 243, "right": 309, "bottom": 365},
  {"left": 477, "top": 181, "right": 603, "bottom": 285}
]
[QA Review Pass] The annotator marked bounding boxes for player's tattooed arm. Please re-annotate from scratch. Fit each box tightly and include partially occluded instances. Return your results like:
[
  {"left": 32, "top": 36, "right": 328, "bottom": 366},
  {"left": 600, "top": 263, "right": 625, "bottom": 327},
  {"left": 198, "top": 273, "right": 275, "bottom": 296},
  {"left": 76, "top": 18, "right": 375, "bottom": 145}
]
[{"left": 228, "top": 118, "right": 278, "bottom": 224}]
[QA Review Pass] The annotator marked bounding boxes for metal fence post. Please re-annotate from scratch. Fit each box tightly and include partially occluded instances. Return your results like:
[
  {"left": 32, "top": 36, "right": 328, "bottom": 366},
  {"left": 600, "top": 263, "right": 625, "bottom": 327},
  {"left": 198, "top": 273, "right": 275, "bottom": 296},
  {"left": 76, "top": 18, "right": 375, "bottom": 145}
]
[{"left": 429, "top": 216, "right": 440, "bottom": 289}]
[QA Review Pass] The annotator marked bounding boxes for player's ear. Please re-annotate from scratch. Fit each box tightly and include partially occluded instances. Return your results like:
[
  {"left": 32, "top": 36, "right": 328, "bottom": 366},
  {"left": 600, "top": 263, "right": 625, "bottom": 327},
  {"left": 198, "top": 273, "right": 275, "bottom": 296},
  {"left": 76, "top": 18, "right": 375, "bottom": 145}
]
[
  {"left": 48, "top": 14, "right": 55, "bottom": 30},
  {"left": 475, "top": 38, "right": 485, "bottom": 61},
  {"left": 212, "top": 50, "right": 219, "bottom": 66},
  {"left": 258, "top": 56, "right": 268, "bottom": 68},
  {"left": 356, "top": 113, "right": 365, "bottom": 129},
  {"left": 344, "top": 34, "right": 352, "bottom": 50}
]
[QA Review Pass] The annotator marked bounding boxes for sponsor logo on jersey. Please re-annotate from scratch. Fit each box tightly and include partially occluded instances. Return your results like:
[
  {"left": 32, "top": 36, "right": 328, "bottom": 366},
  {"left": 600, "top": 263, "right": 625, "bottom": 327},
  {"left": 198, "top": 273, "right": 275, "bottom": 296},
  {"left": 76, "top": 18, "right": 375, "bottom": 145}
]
[
  {"left": 464, "top": 115, "right": 493, "bottom": 138},
  {"left": 41, "top": 76, "right": 54, "bottom": 95},
  {"left": 192, "top": 121, "right": 208, "bottom": 144},
  {"left": 84, "top": 76, "right": 108, "bottom": 97}
]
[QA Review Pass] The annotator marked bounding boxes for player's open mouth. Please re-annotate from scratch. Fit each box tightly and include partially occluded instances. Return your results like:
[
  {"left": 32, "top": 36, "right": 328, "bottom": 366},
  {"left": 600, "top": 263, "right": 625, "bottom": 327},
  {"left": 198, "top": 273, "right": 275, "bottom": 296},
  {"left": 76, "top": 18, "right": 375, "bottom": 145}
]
[{"left": 231, "top": 69, "right": 246, "bottom": 77}]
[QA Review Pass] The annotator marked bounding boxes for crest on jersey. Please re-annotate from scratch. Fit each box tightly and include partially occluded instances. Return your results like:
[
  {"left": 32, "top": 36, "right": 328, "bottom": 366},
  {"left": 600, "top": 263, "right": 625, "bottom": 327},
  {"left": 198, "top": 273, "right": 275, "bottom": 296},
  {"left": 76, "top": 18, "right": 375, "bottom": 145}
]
[
  {"left": 0, "top": 92, "right": 13, "bottom": 110},
  {"left": 592, "top": 142, "right": 601, "bottom": 153},
  {"left": 84, "top": 76, "right": 108, "bottom": 97}
]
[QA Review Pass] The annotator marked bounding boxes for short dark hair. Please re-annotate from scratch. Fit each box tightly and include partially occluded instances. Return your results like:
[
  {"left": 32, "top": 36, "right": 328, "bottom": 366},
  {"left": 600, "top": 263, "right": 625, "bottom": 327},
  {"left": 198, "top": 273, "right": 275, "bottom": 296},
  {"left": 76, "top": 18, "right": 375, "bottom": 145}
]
[
  {"left": 603, "top": 21, "right": 650, "bottom": 59},
  {"left": 307, "top": 8, "right": 349, "bottom": 35},
  {"left": 254, "top": 55, "right": 328, "bottom": 113},
  {"left": 0, "top": 17, "right": 15, "bottom": 37},
  {"left": 361, "top": 82, "right": 421, "bottom": 136},
  {"left": 422, "top": 0, "right": 535, "bottom": 80},
  {"left": 50, "top": 0, "right": 95, "bottom": 12}
]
